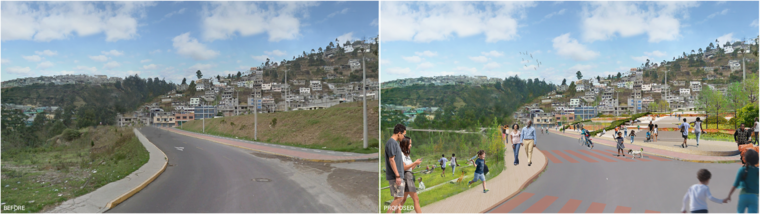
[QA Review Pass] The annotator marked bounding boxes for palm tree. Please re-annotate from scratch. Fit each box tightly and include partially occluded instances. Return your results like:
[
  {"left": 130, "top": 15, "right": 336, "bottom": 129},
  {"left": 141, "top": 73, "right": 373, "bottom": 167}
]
[
  {"left": 318, "top": 47, "right": 322, "bottom": 53},
  {"left": 311, "top": 49, "right": 315, "bottom": 54},
  {"left": 698, "top": 48, "right": 703, "bottom": 54}
]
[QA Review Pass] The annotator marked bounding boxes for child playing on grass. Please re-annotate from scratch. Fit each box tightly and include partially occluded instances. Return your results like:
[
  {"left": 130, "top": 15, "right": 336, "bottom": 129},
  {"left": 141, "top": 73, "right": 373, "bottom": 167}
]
[
  {"left": 616, "top": 132, "right": 625, "bottom": 157},
  {"left": 468, "top": 150, "right": 489, "bottom": 193},
  {"left": 682, "top": 169, "right": 724, "bottom": 213},
  {"left": 630, "top": 130, "right": 636, "bottom": 144}
]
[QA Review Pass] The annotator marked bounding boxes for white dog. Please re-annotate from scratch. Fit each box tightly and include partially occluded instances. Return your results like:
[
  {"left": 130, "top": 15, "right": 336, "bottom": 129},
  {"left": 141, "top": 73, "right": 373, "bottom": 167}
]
[{"left": 627, "top": 148, "right": 644, "bottom": 159}]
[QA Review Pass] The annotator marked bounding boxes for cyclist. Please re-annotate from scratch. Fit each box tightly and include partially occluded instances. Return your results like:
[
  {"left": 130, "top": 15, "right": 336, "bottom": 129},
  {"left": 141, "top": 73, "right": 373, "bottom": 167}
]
[{"left": 581, "top": 126, "right": 594, "bottom": 149}]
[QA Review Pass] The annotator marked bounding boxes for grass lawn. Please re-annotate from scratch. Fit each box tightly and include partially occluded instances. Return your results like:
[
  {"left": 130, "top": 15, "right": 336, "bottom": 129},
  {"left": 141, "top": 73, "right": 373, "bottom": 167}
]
[
  {"left": 1, "top": 126, "right": 149, "bottom": 213},
  {"left": 178, "top": 101, "right": 379, "bottom": 154},
  {"left": 379, "top": 155, "right": 505, "bottom": 212},
  {"left": 699, "top": 132, "right": 740, "bottom": 142}
]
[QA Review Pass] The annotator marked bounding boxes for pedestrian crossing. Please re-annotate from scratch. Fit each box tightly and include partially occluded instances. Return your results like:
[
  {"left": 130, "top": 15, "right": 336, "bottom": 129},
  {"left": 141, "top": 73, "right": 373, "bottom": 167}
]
[
  {"left": 489, "top": 192, "right": 662, "bottom": 213},
  {"left": 539, "top": 149, "right": 673, "bottom": 164}
]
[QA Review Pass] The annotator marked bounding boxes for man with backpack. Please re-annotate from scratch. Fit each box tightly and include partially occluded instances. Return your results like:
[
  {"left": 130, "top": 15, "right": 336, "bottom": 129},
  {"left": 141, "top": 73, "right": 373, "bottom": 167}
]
[{"left": 438, "top": 154, "right": 448, "bottom": 177}]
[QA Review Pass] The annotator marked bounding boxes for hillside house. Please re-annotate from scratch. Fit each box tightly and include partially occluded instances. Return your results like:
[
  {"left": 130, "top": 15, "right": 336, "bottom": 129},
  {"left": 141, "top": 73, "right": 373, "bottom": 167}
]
[
  {"left": 680, "top": 88, "right": 691, "bottom": 96},
  {"left": 642, "top": 84, "right": 652, "bottom": 91},
  {"left": 729, "top": 60, "right": 742, "bottom": 71},
  {"left": 189, "top": 98, "right": 201, "bottom": 106},
  {"left": 569, "top": 98, "right": 581, "bottom": 107},
  {"left": 300, "top": 87, "right": 311, "bottom": 95},
  {"left": 349, "top": 59, "right": 362, "bottom": 71},
  {"left": 690, "top": 81, "right": 702, "bottom": 92},
  {"left": 310, "top": 81, "right": 322, "bottom": 91}
]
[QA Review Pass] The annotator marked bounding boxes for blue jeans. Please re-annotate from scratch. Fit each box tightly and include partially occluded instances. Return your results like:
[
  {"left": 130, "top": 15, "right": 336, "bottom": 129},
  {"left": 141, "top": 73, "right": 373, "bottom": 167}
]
[
  {"left": 738, "top": 193, "right": 758, "bottom": 213},
  {"left": 471, "top": 173, "right": 486, "bottom": 183},
  {"left": 630, "top": 135, "right": 634, "bottom": 143},
  {"left": 624, "top": 131, "right": 628, "bottom": 137},
  {"left": 513, "top": 143, "right": 521, "bottom": 164},
  {"left": 695, "top": 132, "right": 701, "bottom": 145},
  {"left": 452, "top": 165, "right": 456, "bottom": 176}
]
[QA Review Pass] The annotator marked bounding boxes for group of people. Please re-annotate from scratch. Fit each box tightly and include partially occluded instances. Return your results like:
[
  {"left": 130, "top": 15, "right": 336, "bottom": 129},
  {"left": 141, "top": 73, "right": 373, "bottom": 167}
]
[
  {"left": 502, "top": 121, "right": 538, "bottom": 166},
  {"left": 682, "top": 150, "right": 758, "bottom": 213},
  {"left": 436, "top": 154, "right": 460, "bottom": 177},
  {"left": 677, "top": 117, "right": 759, "bottom": 148}
]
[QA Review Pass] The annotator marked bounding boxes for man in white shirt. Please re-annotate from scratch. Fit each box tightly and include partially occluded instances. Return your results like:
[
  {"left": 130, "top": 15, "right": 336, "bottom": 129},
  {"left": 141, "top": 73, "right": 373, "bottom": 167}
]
[
  {"left": 680, "top": 118, "right": 691, "bottom": 148},
  {"left": 754, "top": 118, "right": 758, "bottom": 145}
]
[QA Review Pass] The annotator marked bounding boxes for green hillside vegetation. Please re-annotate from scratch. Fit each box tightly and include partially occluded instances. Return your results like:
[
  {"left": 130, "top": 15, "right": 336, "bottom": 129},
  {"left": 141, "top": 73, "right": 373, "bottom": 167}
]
[
  {"left": 382, "top": 76, "right": 555, "bottom": 130},
  {"left": 177, "top": 100, "right": 380, "bottom": 153},
  {"left": 1, "top": 126, "right": 149, "bottom": 213}
]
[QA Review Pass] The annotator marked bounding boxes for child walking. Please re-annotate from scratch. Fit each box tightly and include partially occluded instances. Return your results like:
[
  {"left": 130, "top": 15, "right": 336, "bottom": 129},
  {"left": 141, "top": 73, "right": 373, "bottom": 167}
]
[
  {"left": 682, "top": 169, "right": 724, "bottom": 213},
  {"left": 468, "top": 150, "right": 489, "bottom": 193},
  {"left": 616, "top": 132, "right": 625, "bottom": 156},
  {"left": 630, "top": 130, "right": 636, "bottom": 144}
]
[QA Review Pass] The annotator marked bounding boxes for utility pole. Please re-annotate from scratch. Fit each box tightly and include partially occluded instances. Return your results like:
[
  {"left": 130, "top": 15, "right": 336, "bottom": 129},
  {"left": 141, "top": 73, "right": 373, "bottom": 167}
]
[
  {"left": 254, "top": 99, "right": 258, "bottom": 140},
  {"left": 742, "top": 37, "right": 746, "bottom": 81},
  {"left": 362, "top": 38, "right": 368, "bottom": 149}
]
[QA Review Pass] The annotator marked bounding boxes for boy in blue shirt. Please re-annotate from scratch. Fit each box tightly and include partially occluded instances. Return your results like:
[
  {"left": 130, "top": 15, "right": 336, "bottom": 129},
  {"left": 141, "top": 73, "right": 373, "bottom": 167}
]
[
  {"left": 439, "top": 154, "right": 448, "bottom": 177},
  {"left": 468, "top": 150, "right": 489, "bottom": 193}
]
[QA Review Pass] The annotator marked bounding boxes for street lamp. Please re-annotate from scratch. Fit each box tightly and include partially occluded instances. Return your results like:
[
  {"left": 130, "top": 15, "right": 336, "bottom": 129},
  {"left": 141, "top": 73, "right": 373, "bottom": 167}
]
[{"left": 361, "top": 38, "right": 368, "bottom": 149}]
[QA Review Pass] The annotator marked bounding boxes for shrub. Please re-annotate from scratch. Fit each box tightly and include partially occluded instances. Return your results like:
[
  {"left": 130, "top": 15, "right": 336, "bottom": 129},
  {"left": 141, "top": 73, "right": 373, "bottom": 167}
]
[
  {"left": 62, "top": 129, "right": 81, "bottom": 141},
  {"left": 705, "top": 116, "right": 728, "bottom": 124},
  {"left": 271, "top": 118, "right": 278, "bottom": 127}
]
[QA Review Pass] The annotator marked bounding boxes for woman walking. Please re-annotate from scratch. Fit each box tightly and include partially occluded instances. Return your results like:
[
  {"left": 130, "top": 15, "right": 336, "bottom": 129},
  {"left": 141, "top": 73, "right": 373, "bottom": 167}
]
[
  {"left": 399, "top": 136, "right": 422, "bottom": 213},
  {"left": 510, "top": 124, "right": 522, "bottom": 166},
  {"left": 724, "top": 149, "right": 758, "bottom": 213},
  {"left": 695, "top": 117, "right": 705, "bottom": 146}
]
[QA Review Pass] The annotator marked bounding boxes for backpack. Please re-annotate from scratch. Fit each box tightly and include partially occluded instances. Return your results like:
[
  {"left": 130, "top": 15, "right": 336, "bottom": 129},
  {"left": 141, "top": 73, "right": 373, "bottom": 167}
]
[
  {"left": 483, "top": 163, "right": 489, "bottom": 175},
  {"left": 680, "top": 124, "right": 686, "bottom": 133},
  {"left": 439, "top": 158, "right": 444, "bottom": 166}
]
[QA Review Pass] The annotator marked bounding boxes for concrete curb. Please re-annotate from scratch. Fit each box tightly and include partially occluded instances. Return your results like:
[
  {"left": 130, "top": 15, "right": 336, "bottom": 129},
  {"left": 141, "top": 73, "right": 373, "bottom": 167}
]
[
  {"left": 556, "top": 131, "right": 740, "bottom": 163},
  {"left": 104, "top": 129, "right": 169, "bottom": 209},
  {"left": 164, "top": 128, "right": 377, "bottom": 163},
  {"left": 481, "top": 149, "right": 549, "bottom": 213}
]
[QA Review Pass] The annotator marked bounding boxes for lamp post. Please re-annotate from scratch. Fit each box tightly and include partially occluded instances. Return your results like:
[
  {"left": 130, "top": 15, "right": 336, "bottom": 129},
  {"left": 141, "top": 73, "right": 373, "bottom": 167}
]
[{"left": 362, "top": 40, "right": 368, "bottom": 149}]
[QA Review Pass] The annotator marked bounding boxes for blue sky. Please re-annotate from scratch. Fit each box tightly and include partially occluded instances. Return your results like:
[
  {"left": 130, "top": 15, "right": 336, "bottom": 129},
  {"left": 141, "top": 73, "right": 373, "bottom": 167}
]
[
  {"left": 1, "top": 1, "right": 379, "bottom": 83},
  {"left": 380, "top": 1, "right": 759, "bottom": 84}
]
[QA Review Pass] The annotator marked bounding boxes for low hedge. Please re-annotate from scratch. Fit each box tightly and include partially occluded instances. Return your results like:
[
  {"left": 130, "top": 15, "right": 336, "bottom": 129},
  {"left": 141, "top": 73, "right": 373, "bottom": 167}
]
[
  {"left": 560, "top": 120, "right": 592, "bottom": 131},
  {"left": 589, "top": 112, "right": 650, "bottom": 136}
]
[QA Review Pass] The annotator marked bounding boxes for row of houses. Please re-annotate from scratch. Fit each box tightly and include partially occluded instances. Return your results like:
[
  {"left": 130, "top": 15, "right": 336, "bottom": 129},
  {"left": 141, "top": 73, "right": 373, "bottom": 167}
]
[
  {"left": 2, "top": 74, "right": 123, "bottom": 88},
  {"left": 382, "top": 75, "right": 502, "bottom": 89}
]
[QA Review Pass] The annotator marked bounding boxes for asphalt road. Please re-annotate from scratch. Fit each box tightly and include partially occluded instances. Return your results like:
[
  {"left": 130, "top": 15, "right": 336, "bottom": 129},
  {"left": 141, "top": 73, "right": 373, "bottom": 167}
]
[
  {"left": 108, "top": 126, "right": 365, "bottom": 213},
  {"left": 487, "top": 131, "right": 745, "bottom": 213}
]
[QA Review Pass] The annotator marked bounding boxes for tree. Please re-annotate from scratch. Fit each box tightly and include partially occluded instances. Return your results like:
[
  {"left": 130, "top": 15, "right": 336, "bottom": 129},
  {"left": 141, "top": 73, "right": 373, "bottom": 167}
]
[
  {"left": 742, "top": 75, "right": 759, "bottom": 103},
  {"left": 698, "top": 48, "right": 703, "bottom": 54},
  {"left": 196, "top": 70, "right": 203, "bottom": 80},
  {"left": 265, "top": 58, "right": 270, "bottom": 67},
  {"left": 236, "top": 71, "right": 242, "bottom": 79},
  {"left": 576, "top": 71, "right": 583, "bottom": 80},
  {"left": 616, "top": 72, "right": 622, "bottom": 79},
  {"left": 217, "top": 75, "right": 221, "bottom": 81},
  {"left": 329, "top": 41, "right": 334, "bottom": 48},
  {"left": 726, "top": 82, "right": 747, "bottom": 129},
  {"left": 596, "top": 76, "right": 601, "bottom": 82},
  {"left": 697, "top": 86, "right": 727, "bottom": 129},
  {"left": 318, "top": 47, "right": 323, "bottom": 53},
  {"left": 180, "top": 78, "right": 186, "bottom": 85},
  {"left": 561, "top": 78, "right": 567, "bottom": 86},
  {"left": 311, "top": 49, "right": 315, "bottom": 54},
  {"left": 188, "top": 80, "right": 196, "bottom": 96}
]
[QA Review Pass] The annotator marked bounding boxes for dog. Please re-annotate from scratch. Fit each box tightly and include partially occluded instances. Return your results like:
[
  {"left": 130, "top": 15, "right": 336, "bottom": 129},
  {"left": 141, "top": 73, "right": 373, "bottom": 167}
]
[
  {"left": 627, "top": 148, "right": 644, "bottom": 159},
  {"left": 455, "top": 171, "right": 465, "bottom": 184}
]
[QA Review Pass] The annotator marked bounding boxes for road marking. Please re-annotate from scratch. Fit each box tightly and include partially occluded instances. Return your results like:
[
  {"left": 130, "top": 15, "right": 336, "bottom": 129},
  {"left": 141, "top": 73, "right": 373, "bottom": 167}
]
[
  {"left": 196, "top": 146, "right": 204, "bottom": 151},
  {"left": 594, "top": 150, "right": 635, "bottom": 162},
  {"left": 643, "top": 154, "right": 672, "bottom": 161},
  {"left": 644, "top": 210, "right": 660, "bottom": 213},
  {"left": 586, "top": 202, "right": 606, "bottom": 213},
  {"left": 175, "top": 147, "right": 184, "bottom": 151},
  {"left": 565, "top": 150, "right": 598, "bottom": 163},
  {"left": 524, "top": 195, "right": 558, "bottom": 213},
  {"left": 301, "top": 149, "right": 307, "bottom": 151},
  {"left": 491, "top": 192, "right": 534, "bottom": 213},
  {"left": 614, "top": 206, "right": 632, "bottom": 213},
  {"left": 579, "top": 150, "right": 617, "bottom": 162},
  {"left": 551, "top": 150, "right": 579, "bottom": 163},
  {"left": 541, "top": 150, "right": 563, "bottom": 163},
  {"left": 558, "top": 199, "right": 582, "bottom": 213}
]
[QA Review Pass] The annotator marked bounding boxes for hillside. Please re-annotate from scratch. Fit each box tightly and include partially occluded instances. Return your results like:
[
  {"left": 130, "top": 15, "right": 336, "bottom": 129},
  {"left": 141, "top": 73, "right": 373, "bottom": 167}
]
[
  {"left": 263, "top": 43, "right": 379, "bottom": 84},
  {"left": 381, "top": 76, "right": 555, "bottom": 130},
  {"left": 177, "top": 100, "right": 379, "bottom": 153}
]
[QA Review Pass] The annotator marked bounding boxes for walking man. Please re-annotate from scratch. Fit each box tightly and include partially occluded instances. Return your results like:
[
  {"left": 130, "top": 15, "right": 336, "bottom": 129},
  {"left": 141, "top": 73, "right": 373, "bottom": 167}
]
[
  {"left": 735, "top": 123, "right": 752, "bottom": 147},
  {"left": 680, "top": 118, "right": 691, "bottom": 148},
  {"left": 386, "top": 124, "right": 406, "bottom": 213},
  {"left": 754, "top": 118, "right": 759, "bottom": 145},
  {"left": 521, "top": 121, "right": 537, "bottom": 166}
]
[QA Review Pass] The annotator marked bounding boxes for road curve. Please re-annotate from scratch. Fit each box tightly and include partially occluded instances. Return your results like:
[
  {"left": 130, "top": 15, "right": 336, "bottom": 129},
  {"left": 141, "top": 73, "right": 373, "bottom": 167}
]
[
  {"left": 107, "top": 126, "right": 333, "bottom": 213},
  {"left": 487, "top": 131, "right": 742, "bottom": 213}
]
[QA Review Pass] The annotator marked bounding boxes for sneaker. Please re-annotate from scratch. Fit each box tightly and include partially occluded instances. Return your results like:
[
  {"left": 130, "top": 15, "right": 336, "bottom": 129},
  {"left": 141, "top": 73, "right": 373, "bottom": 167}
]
[
  {"left": 623, "top": 154, "right": 625, "bottom": 157},
  {"left": 528, "top": 162, "right": 532, "bottom": 166},
  {"left": 484, "top": 189, "right": 490, "bottom": 193}
]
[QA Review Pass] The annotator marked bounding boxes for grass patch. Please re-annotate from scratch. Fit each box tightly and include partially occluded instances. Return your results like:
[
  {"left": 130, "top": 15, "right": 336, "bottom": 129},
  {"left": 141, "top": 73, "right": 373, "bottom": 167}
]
[
  {"left": 177, "top": 101, "right": 380, "bottom": 154},
  {"left": 699, "top": 132, "right": 738, "bottom": 142},
  {"left": 0, "top": 126, "right": 149, "bottom": 213}
]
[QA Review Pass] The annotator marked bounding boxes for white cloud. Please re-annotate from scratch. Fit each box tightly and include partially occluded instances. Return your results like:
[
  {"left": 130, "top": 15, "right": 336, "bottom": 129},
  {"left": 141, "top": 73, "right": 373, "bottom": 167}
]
[
  {"left": 752, "top": 20, "right": 759, "bottom": 28},
  {"left": 189, "top": 63, "right": 214, "bottom": 72},
  {"left": 73, "top": 60, "right": 79, "bottom": 63},
  {"left": 150, "top": 49, "right": 162, "bottom": 54},
  {"left": 469, "top": 56, "right": 489, "bottom": 63},
  {"left": 200, "top": 2, "right": 317, "bottom": 42},
  {"left": 101, "top": 50, "right": 124, "bottom": 56},
  {"left": 103, "top": 61, "right": 121, "bottom": 69},
  {"left": 580, "top": 2, "right": 697, "bottom": 43},
  {"left": 402, "top": 56, "right": 423, "bottom": 63},
  {"left": 701, "top": 9, "right": 729, "bottom": 23},
  {"left": 370, "top": 18, "right": 378, "bottom": 26},
  {"left": 1, "top": 2, "right": 154, "bottom": 42},
  {"left": 37, "top": 61, "right": 54, "bottom": 69},
  {"left": 380, "top": 59, "right": 391, "bottom": 65},
  {"left": 251, "top": 55, "right": 269, "bottom": 62},
  {"left": 481, "top": 50, "right": 504, "bottom": 57},
  {"left": 264, "top": 50, "right": 287, "bottom": 56},
  {"left": 142, "top": 64, "right": 158, "bottom": 70},
  {"left": 454, "top": 66, "right": 477, "bottom": 73},
  {"left": 164, "top": 8, "right": 186, "bottom": 18},
  {"left": 631, "top": 56, "right": 650, "bottom": 63},
  {"left": 415, "top": 51, "right": 438, "bottom": 57},
  {"left": 337, "top": 32, "right": 354, "bottom": 44},
  {"left": 34, "top": 50, "right": 57, "bottom": 56},
  {"left": 386, "top": 67, "right": 411, "bottom": 75},
  {"left": 417, "top": 62, "right": 434, "bottom": 70},
  {"left": 552, "top": 33, "right": 599, "bottom": 61},
  {"left": 74, "top": 65, "right": 97, "bottom": 72},
  {"left": 716, "top": 33, "right": 735, "bottom": 45},
  {"left": 127, "top": 70, "right": 141, "bottom": 75},
  {"left": 326, "top": 8, "right": 349, "bottom": 18},
  {"left": 6, "top": 66, "right": 31, "bottom": 74},
  {"left": 645, "top": 50, "right": 667, "bottom": 57},
  {"left": 140, "top": 59, "right": 151, "bottom": 63},
  {"left": 483, "top": 62, "right": 501, "bottom": 70},
  {"left": 172, "top": 32, "right": 220, "bottom": 60},
  {"left": 22, "top": 55, "right": 43, "bottom": 62},
  {"left": 567, "top": 64, "right": 597, "bottom": 73},
  {"left": 1, "top": 58, "right": 10, "bottom": 64},
  {"left": 381, "top": 1, "right": 536, "bottom": 43},
  {"left": 545, "top": 9, "right": 566, "bottom": 19},
  {"left": 89, "top": 55, "right": 109, "bottom": 62}
]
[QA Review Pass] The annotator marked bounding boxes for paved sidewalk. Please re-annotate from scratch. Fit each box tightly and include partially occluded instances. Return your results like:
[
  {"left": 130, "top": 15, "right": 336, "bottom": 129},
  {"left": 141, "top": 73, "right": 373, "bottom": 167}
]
[
  {"left": 554, "top": 130, "right": 740, "bottom": 163},
  {"left": 162, "top": 127, "right": 377, "bottom": 162},
  {"left": 594, "top": 129, "right": 739, "bottom": 156},
  {"left": 421, "top": 145, "right": 547, "bottom": 213},
  {"left": 48, "top": 128, "right": 168, "bottom": 213}
]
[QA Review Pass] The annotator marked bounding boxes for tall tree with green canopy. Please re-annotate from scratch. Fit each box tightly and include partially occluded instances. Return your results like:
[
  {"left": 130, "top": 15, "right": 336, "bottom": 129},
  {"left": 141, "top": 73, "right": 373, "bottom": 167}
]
[
  {"left": 726, "top": 82, "right": 747, "bottom": 129},
  {"left": 697, "top": 86, "right": 727, "bottom": 129},
  {"left": 576, "top": 71, "right": 583, "bottom": 80},
  {"left": 196, "top": 70, "right": 203, "bottom": 80}
]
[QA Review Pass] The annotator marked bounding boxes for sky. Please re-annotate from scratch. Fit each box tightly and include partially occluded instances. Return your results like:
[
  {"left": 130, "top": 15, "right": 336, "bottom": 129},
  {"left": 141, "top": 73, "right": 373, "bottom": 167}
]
[
  {"left": 380, "top": 1, "right": 760, "bottom": 84},
  {"left": 1, "top": 1, "right": 379, "bottom": 83}
]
